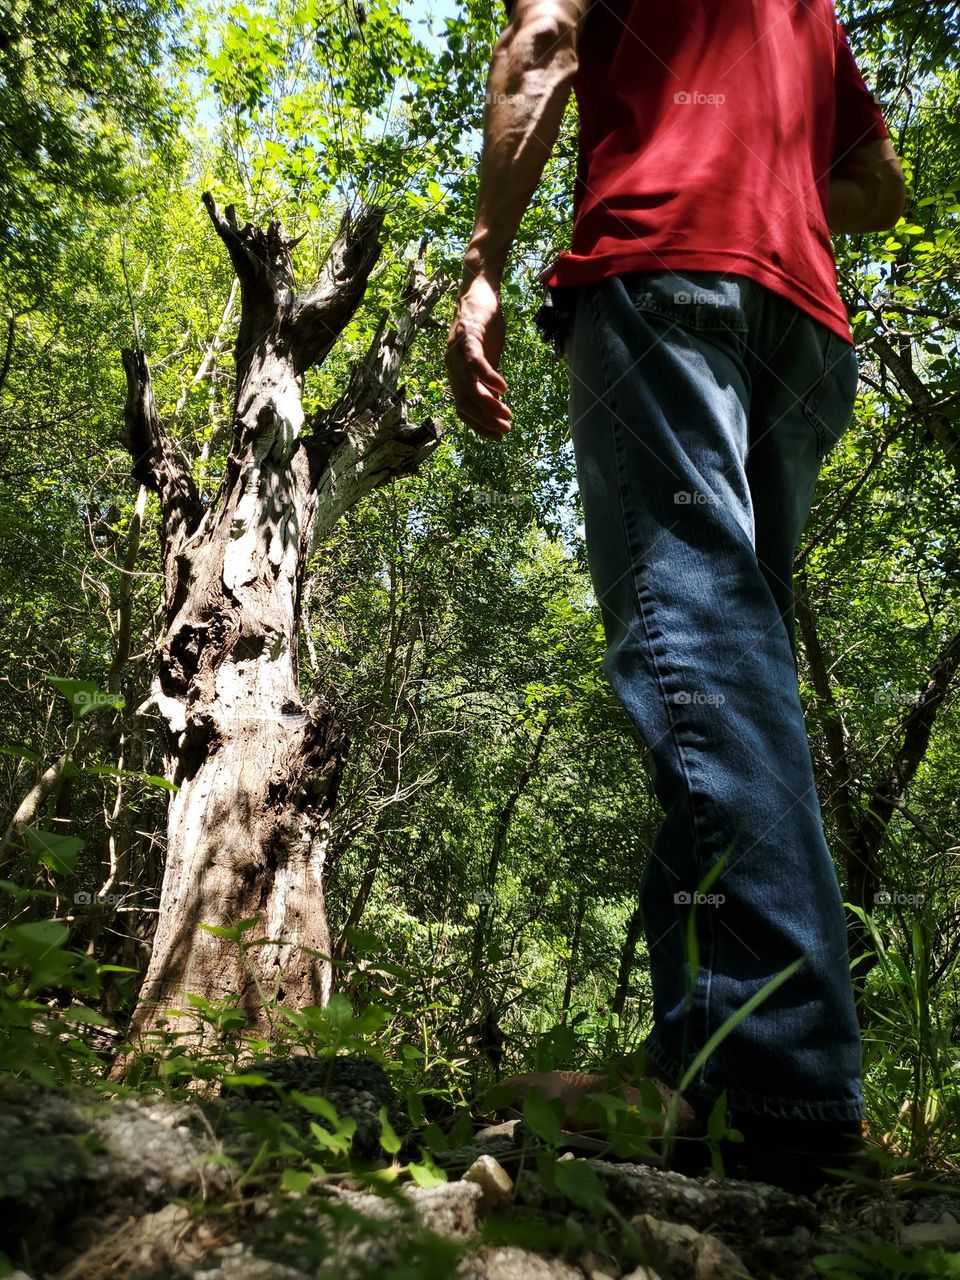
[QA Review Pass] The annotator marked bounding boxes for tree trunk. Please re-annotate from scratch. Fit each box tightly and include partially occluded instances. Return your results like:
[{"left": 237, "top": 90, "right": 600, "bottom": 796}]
[
  {"left": 117, "top": 197, "right": 449, "bottom": 1055},
  {"left": 796, "top": 572, "right": 960, "bottom": 996},
  {"left": 560, "top": 884, "right": 587, "bottom": 1018},
  {"left": 611, "top": 902, "right": 645, "bottom": 1019},
  {"left": 469, "top": 714, "right": 553, "bottom": 976}
]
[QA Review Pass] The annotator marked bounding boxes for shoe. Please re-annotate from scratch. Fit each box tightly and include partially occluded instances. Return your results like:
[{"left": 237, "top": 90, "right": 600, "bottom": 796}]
[
  {"left": 491, "top": 1070, "right": 701, "bottom": 1141},
  {"left": 718, "top": 1116, "right": 882, "bottom": 1194}
]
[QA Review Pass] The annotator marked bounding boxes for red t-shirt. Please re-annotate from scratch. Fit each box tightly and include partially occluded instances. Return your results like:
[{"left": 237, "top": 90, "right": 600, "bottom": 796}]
[{"left": 508, "top": 0, "right": 891, "bottom": 345}]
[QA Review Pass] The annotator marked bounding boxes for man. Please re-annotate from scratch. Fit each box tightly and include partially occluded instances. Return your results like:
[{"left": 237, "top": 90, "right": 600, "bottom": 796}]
[{"left": 445, "top": 0, "right": 905, "bottom": 1192}]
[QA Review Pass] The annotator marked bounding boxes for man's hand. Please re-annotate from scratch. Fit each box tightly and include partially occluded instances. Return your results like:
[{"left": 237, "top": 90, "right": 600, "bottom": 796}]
[
  {"left": 446, "top": 273, "right": 513, "bottom": 441},
  {"left": 445, "top": 0, "right": 586, "bottom": 441}
]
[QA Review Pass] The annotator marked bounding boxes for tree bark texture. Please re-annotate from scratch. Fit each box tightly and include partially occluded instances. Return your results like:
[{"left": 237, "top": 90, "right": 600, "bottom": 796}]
[{"left": 119, "top": 197, "right": 449, "bottom": 1049}]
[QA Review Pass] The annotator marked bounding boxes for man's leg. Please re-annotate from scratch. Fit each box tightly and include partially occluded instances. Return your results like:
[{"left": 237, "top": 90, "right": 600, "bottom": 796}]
[
  {"left": 747, "top": 299, "right": 860, "bottom": 658},
  {"left": 566, "top": 270, "right": 863, "bottom": 1128}
]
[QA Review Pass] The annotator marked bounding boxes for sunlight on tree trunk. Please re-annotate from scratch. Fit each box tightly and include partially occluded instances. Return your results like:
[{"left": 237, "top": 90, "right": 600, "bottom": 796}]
[{"left": 115, "top": 196, "right": 450, "bottom": 1057}]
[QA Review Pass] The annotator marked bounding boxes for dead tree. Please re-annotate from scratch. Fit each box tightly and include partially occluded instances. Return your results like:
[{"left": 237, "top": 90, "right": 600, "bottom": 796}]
[{"left": 118, "top": 196, "right": 449, "bottom": 1050}]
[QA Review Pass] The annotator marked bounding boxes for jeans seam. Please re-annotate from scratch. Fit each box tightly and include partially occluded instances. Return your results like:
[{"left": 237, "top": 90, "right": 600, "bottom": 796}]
[
  {"left": 643, "top": 1035, "right": 863, "bottom": 1121},
  {"left": 802, "top": 333, "right": 858, "bottom": 458},
  {"left": 590, "top": 284, "right": 717, "bottom": 1087}
]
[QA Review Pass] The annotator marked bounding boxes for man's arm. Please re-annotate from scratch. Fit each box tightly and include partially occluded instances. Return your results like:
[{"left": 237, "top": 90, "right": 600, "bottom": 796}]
[
  {"left": 828, "top": 20, "right": 905, "bottom": 235},
  {"left": 446, "top": 0, "right": 590, "bottom": 441},
  {"left": 828, "top": 137, "right": 907, "bottom": 233}
]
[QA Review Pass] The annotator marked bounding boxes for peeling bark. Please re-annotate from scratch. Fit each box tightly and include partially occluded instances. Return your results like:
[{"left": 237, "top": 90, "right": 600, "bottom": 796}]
[{"left": 118, "top": 198, "right": 452, "bottom": 1053}]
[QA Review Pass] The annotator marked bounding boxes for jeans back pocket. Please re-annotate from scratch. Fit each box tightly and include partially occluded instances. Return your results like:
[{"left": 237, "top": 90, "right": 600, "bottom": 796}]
[
  {"left": 802, "top": 330, "right": 859, "bottom": 458},
  {"left": 620, "top": 270, "right": 750, "bottom": 339}
]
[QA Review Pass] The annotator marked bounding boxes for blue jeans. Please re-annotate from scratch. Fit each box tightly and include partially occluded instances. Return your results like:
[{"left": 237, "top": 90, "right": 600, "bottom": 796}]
[{"left": 566, "top": 270, "right": 863, "bottom": 1123}]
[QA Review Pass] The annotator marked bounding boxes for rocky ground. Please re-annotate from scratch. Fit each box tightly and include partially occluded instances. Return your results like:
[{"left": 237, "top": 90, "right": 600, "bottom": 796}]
[{"left": 1, "top": 1069, "right": 959, "bottom": 1280}]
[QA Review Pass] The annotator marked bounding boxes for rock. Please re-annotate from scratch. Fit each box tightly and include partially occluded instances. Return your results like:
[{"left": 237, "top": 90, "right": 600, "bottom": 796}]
[
  {"left": 898, "top": 1193, "right": 960, "bottom": 1228},
  {"left": 458, "top": 1246, "right": 584, "bottom": 1279},
  {"left": 514, "top": 1168, "right": 560, "bottom": 1209},
  {"left": 433, "top": 1121, "right": 521, "bottom": 1175},
  {"left": 474, "top": 1119, "right": 520, "bottom": 1144},
  {"left": 219, "top": 1053, "right": 406, "bottom": 1160},
  {"left": 899, "top": 1220, "right": 960, "bottom": 1249},
  {"left": 463, "top": 1154, "right": 514, "bottom": 1211},
  {"left": 407, "top": 1181, "right": 484, "bottom": 1239},
  {"left": 53, "top": 1201, "right": 205, "bottom": 1279},
  {"left": 92, "top": 1095, "right": 234, "bottom": 1200},
  {"left": 630, "top": 1213, "right": 752, "bottom": 1280},
  {"left": 309, "top": 1176, "right": 483, "bottom": 1276},
  {"left": 195, "top": 1243, "right": 311, "bottom": 1280},
  {"left": 0, "top": 1075, "right": 234, "bottom": 1266},
  {"left": 579, "top": 1245, "right": 619, "bottom": 1277},
  {"left": 632, "top": 1216, "right": 700, "bottom": 1248},
  {"left": 597, "top": 1162, "right": 817, "bottom": 1237},
  {"left": 692, "top": 1231, "right": 753, "bottom": 1280}
]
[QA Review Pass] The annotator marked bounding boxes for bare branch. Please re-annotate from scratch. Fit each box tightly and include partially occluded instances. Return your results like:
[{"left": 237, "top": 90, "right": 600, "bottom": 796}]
[
  {"left": 307, "top": 260, "right": 454, "bottom": 533},
  {"left": 864, "top": 627, "right": 960, "bottom": 836},
  {"left": 120, "top": 348, "right": 204, "bottom": 608},
  {"left": 289, "top": 205, "right": 388, "bottom": 372},
  {"left": 869, "top": 332, "right": 960, "bottom": 475}
]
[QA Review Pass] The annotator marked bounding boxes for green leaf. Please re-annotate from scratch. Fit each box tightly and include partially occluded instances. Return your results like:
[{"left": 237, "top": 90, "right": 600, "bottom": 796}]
[
  {"left": 406, "top": 1088, "right": 425, "bottom": 1127},
  {"left": 379, "top": 1104, "right": 402, "bottom": 1155},
  {"left": 351, "top": 1004, "right": 391, "bottom": 1035},
  {"left": 553, "top": 1158, "right": 609, "bottom": 1215},
  {"left": 2, "top": 919, "right": 72, "bottom": 989},
  {"left": 63, "top": 1004, "right": 109, "bottom": 1026},
  {"left": 323, "top": 994, "right": 354, "bottom": 1023},
  {"left": 580, "top": 1090, "right": 628, "bottom": 1128},
  {"left": 408, "top": 1151, "right": 447, "bottom": 1187},
  {"left": 82, "top": 764, "right": 178, "bottom": 791},
  {"left": 522, "top": 1089, "right": 562, "bottom": 1147},
  {"left": 705, "top": 1092, "right": 731, "bottom": 1141},
  {"left": 422, "top": 1121, "right": 448, "bottom": 1151},
  {"left": 281, "top": 1168, "right": 314, "bottom": 1193},
  {"left": 342, "top": 926, "right": 381, "bottom": 953},
  {"left": 22, "top": 827, "right": 84, "bottom": 874},
  {"left": 290, "top": 1091, "right": 340, "bottom": 1124},
  {"left": 222, "top": 1072, "right": 271, "bottom": 1089},
  {"left": 197, "top": 919, "right": 260, "bottom": 943},
  {"left": 309, "top": 1121, "right": 351, "bottom": 1154},
  {"left": 447, "top": 1107, "right": 474, "bottom": 1147},
  {"left": 45, "top": 676, "right": 124, "bottom": 719}
]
